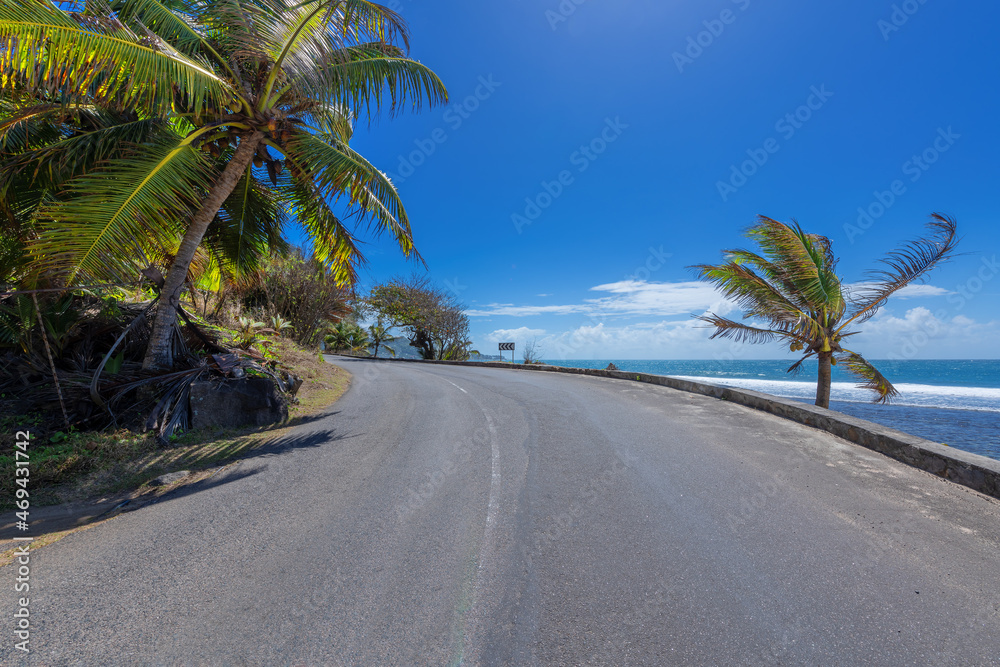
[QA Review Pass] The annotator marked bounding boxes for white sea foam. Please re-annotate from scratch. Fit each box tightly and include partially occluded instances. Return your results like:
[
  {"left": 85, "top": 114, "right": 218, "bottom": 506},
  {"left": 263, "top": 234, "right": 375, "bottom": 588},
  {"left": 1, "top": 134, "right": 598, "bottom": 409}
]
[{"left": 671, "top": 376, "right": 1000, "bottom": 413}]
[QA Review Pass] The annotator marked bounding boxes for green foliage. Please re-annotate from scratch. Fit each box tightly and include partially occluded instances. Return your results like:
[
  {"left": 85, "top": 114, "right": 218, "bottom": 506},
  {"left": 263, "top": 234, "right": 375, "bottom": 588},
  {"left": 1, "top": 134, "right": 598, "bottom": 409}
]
[
  {"left": 365, "top": 276, "right": 474, "bottom": 361},
  {"left": 3, "top": 0, "right": 449, "bottom": 370},
  {"left": 325, "top": 321, "right": 369, "bottom": 354},
  {"left": 233, "top": 316, "right": 265, "bottom": 350},
  {"left": 3, "top": 0, "right": 448, "bottom": 292},
  {"left": 694, "top": 214, "right": 958, "bottom": 406},
  {"left": 259, "top": 252, "right": 352, "bottom": 348},
  {"left": 368, "top": 320, "right": 397, "bottom": 358}
]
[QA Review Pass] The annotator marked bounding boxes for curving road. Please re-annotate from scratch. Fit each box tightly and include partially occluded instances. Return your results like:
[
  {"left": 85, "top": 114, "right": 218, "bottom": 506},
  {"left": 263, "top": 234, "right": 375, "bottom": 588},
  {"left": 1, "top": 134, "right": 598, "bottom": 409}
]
[{"left": 5, "top": 358, "right": 1000, "bottom": 665}]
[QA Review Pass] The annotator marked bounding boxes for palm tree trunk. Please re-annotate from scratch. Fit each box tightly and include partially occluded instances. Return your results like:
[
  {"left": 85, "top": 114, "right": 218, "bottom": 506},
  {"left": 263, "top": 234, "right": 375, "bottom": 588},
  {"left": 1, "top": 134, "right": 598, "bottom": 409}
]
[
  {"left": 143, "top": 132, "right": 265, "bottom": 370},
  {"left": 815, "top": 351, "right": 833, "bottom": 409}
]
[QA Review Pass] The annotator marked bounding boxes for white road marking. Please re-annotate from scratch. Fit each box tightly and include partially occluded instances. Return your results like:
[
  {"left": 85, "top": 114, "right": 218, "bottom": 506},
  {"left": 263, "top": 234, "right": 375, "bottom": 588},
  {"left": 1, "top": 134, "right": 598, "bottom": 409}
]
[{"left": 443, "top": 379, "right": 468, "bottom": 394}]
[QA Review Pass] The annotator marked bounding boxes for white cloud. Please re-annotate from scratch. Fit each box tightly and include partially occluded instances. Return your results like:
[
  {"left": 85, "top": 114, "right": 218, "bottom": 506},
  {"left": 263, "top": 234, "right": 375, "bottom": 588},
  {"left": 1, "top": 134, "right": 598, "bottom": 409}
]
[
  {"left": 472, "top": 307, "right": 1000, "bottom": 360},
  {"left": 467, "top": 280, "right": 737, "bottom": 318},
  {"left": 844, "top": 282, "right": 952, "bottom": 300},
  {"left": 484, "top": 327, "right": 547, "bottom": 343},
  {"left": 894, "top": 284, "right": 952, "bottom": 298},
  {"left": 848, "top": 307, "right": 1000, "bottom": 358},
  {"left": 476, "top": 319, "right": 788, "bottom": 361}
]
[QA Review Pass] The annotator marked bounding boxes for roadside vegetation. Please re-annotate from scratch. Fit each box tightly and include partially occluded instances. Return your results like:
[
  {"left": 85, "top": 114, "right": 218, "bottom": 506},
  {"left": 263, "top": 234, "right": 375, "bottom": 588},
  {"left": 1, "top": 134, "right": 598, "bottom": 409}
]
[
  {"left": 693, "top": 214, "right": 959, "bottom": 408},
  {"left": 362, "top": 276, "right": 477, "bottom": 360},
  {"left": 0, "top": 336, "right": 349, "bottom": 511},
  {"left": 0, "top": 0, "right": 448, "bottom": 504}
]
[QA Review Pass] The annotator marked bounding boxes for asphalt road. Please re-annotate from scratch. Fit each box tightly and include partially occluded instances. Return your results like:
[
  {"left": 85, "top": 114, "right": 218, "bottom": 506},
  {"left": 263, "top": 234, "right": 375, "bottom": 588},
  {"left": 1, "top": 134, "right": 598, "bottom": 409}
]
[{"left": 5, "top": 358, "right": 1000, "bottom": 665}]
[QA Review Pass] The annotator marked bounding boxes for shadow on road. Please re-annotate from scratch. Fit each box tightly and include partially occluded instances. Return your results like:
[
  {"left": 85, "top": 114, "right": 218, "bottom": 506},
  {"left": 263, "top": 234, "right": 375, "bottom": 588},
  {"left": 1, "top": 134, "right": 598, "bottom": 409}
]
[{"left": 0, "top": 422, "right": 355, "bottom": 549}]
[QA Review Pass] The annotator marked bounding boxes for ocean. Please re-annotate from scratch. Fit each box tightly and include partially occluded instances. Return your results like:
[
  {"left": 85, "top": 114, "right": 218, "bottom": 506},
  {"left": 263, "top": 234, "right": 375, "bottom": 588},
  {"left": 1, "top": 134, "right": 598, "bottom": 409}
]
[{"left": 540, "top": 359, "right": 1000, "bottom": 462}]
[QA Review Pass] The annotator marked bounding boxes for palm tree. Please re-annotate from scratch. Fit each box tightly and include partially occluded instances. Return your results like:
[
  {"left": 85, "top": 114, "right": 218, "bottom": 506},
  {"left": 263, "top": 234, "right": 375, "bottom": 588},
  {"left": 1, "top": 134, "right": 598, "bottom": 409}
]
[
  {"left": 346, "top": 325, "right": 369, "bottom": 352},
  {"left": 368, "top": 319, "right": 397, "bottom": 358},
  {"left": 325, "top": 320, "right": 354, "bottom": 351},
  {"left": 1, "top": 0, "right": 447, "bottom": 369},
  {"left": 693, "top": 214, "right": 958, "bottom": 409}
]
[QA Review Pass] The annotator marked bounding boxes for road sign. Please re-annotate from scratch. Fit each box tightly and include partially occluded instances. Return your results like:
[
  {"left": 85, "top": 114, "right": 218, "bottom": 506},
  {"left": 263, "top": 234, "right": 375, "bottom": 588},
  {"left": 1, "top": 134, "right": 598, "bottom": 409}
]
[{"left": 499, "top": 343, "right": 515, "bottom": 351}]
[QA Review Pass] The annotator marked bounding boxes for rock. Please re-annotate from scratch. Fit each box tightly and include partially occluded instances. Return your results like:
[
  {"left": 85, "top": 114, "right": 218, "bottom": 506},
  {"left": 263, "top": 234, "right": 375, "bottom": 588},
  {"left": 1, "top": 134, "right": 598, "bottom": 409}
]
[
  {"left": 151, "top": 470, "right": 190, "bottom": 486},
  {"left": 276, "top": 370, "right": 304, "bottom": 395},
  {"left": 606, "top": 363, "right": 619, "bottom": 371},
  {"left": 189, "top": 378, "right": 288, "bottom": 429}
]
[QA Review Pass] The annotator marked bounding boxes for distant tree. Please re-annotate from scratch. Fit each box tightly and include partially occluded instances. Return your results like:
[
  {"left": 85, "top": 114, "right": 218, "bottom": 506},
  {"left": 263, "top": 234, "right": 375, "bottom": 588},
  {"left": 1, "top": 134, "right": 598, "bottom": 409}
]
[
  {"left": 261, "top": 252, "right": 352, "bottom": 347},
  {"left": 693, "top": 214, "right": 958, "bottom": 408},
  {"left": 325, "top": 321, "right": 368, "bottom": 354},
  {"left": 366, "top": 276, "right": 473, "bottom": 360},
  {"left": 368, "top": 320, "right": 398, "bottom": 358}
]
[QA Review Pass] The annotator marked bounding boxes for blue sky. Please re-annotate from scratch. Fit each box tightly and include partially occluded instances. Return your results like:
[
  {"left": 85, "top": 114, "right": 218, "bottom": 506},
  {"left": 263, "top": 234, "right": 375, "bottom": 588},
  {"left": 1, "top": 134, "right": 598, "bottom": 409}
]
[{"left": 341, "top": 0, "right": 999, "bottom": 360}]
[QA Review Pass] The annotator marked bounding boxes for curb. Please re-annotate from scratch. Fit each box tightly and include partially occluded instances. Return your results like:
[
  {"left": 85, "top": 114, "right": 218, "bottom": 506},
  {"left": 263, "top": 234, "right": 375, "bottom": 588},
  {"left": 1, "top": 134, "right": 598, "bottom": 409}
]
[{"left": 330, "top": 354, "right": 1000, "bottom": 502}]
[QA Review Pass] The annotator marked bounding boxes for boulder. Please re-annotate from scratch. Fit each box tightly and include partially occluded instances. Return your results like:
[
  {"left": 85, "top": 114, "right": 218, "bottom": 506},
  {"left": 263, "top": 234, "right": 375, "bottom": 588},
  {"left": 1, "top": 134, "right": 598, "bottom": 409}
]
[{"left": 189, "top": 378, "right": 288, "bottom": 429}]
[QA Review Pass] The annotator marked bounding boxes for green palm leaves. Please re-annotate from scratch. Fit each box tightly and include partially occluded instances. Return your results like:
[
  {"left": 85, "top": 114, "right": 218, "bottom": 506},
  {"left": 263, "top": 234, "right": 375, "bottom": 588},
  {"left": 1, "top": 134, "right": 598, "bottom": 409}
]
[
  {"left": 2, "top": 0, "right": 447, "bottom": 369},
  {"left": 0, "top": 0, "right": 233, "bottom": 116},
  {"left": 695, "top": 214, "right": 958, "bottom": 407},
  {"left": 32, "top": 133, "right": 213, "bottom": 284}
]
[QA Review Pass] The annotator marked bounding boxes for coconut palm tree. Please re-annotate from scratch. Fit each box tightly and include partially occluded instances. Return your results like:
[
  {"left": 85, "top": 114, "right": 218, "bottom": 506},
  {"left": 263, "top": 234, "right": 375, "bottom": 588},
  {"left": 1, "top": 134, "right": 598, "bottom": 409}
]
[
  {"left": 368, "top": 319, "right": 396, "bottom": 358},
  {"left": 693, "top": 214, "right": 958, "bottom": 409},
  {"left": 1, "top": 0, "right": 447, "bottom": 369}
]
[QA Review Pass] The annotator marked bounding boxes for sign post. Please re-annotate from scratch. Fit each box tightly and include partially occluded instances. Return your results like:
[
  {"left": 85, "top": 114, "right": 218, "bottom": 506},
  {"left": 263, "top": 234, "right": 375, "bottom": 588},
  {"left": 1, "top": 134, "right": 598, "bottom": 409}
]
[{"left": 499, "top": 342, "right": 515, "bottom": 363}]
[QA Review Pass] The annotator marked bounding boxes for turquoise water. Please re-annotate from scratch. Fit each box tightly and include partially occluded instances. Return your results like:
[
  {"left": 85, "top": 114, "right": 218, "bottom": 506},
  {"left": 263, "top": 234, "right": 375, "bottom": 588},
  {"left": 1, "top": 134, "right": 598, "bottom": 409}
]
[{"left": 541, "top": 360, "right": 1000, "bottom": 461}]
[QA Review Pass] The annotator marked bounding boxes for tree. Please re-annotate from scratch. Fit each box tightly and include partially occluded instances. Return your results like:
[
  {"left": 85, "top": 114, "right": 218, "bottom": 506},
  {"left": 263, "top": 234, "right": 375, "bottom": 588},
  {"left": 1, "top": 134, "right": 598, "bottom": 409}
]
[
  {"left": 368, "top": 319, "right": 397, "bottom": 358},
  {"left": 366, "top": 276, "right": 473, "bottom": 360},
  {"left": 693, "top": 214, "right": 958, "bottom": 409},
  {"left": 522, "top": 337, "right": 542, "bottom": 364},
  {"left": 1, "top": 0, "right": 448, "bottom": 369},
  {"left": 260, "top": 251, "right": 352, "bottom": 347},
  {"left": 325, "top": 320, "right": 367, "bottom": 353}
]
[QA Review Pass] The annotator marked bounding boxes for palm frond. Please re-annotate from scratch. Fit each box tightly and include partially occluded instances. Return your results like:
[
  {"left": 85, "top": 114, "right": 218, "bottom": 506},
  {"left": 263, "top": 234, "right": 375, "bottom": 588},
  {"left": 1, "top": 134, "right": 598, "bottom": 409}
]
[
  {"left": 281, "top": 130, "right": 418, "bottom": 264},
  {"left": 30, "top": 134, "right": 214, "bottom": 284},
  {"left": 839, "top": 350, "right": 899, "bottom": 404},
  {"left": 786, "top": 352, "right": 816, "bottom": 375},
  {"left": 277, "top": 166, "right": 364, "bottom": 285},
  {"left": 205, "top": 165, "right": 289, "bottom": 279},
  {"left": 0, "top": 0, "right": 233, "bottom": 115},
  {"left": 693, "top": 314, "right": 796, "bottom": 346},
  {"left": 843, "top": 213, "right": 959, "bottom": 327},
  {"left": 257, "top": 0, "right": 344, "bottom": 104},
  {"left": 692, "top": 261, "right": 811, "bottom": 327},
  {"left": 11, "top": 114, "right": 163, "bottom": 188},
  {"left": 746, "top": 216, "right": 845, "bottom": 315},
  {"left": 336, "top": 0, "right": 409, "bottom": 50},
  {"left": 277, "top": 43, "right": 448, "bottom": 120},
  {"left": 112, "top": 0, "right": 208, "bottom": 55}
]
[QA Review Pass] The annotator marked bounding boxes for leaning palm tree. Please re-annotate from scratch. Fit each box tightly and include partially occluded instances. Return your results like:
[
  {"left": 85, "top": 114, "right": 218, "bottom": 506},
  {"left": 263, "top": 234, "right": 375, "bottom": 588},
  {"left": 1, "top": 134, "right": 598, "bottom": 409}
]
[
  {"left": 1, "top": 0, "right": 447, "bottom": 369},
  {"left": 693, "top": 214, "right": 958, "bottom": 409}
]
